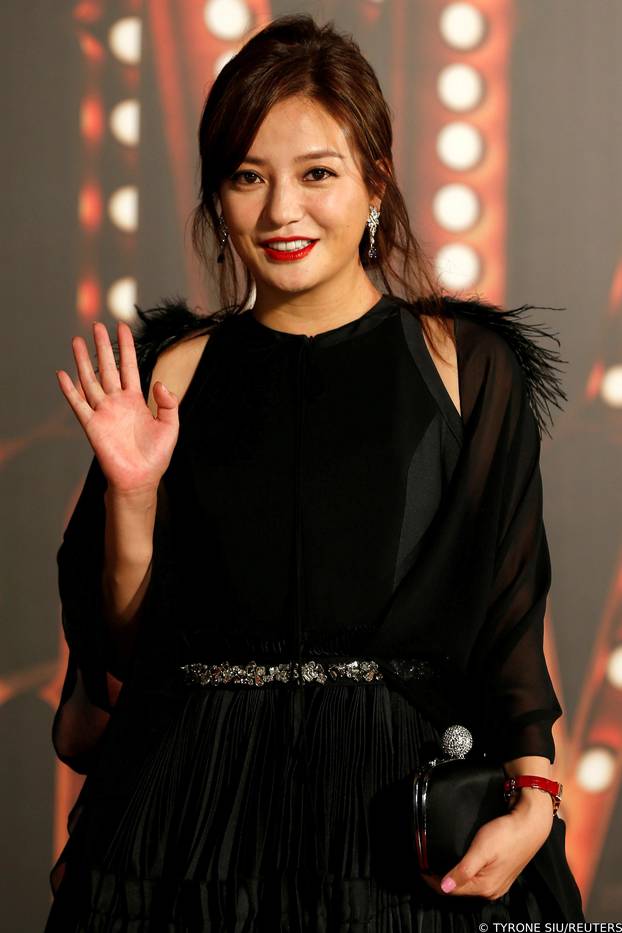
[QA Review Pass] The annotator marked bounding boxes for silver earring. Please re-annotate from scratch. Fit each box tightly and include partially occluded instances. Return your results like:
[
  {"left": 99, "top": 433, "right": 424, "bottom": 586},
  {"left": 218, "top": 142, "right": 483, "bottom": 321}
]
[
  {"left": 217, "top": 213, "right": 229, "bottom": 263},
  {"left": 367, "top": 204, "right": 380, "bottom": 260}
]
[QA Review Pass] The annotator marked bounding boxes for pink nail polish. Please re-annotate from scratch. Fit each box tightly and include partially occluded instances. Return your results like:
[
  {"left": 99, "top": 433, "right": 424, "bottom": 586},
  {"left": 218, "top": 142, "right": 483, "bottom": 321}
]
[{"left": 441, "top": 877, "right": 456, "bottom": 893}]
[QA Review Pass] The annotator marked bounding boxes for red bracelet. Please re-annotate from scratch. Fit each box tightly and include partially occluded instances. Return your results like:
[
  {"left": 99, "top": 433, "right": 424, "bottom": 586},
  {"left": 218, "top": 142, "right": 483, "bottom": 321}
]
[{"left": 503, "top": 774, "right": 563, "bottom": 814}]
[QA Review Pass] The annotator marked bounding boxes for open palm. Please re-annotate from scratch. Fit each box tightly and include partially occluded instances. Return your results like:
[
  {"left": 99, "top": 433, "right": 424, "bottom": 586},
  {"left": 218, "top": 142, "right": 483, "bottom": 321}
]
[{"left": 56, "top": 320, "right": 179, "bottom": 495}]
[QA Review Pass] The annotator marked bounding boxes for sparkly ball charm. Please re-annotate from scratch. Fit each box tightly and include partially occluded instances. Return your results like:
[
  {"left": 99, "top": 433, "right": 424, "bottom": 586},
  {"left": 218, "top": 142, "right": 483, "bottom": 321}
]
[{"left": 441, "top": 724, "right": 473, "bottom": 760}]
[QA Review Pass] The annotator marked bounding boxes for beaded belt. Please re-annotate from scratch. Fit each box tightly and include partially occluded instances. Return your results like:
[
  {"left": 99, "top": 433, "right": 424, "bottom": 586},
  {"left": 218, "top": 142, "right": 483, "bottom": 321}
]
[{"left": 178, "top": 657, "right": 438, "bottom": 687}]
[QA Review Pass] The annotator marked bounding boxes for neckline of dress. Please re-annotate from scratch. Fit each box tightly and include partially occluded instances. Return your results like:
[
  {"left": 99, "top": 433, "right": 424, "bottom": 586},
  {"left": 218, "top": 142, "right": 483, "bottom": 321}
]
[{"left": 241, "top": 293, "right": 398, "bottom": 347}]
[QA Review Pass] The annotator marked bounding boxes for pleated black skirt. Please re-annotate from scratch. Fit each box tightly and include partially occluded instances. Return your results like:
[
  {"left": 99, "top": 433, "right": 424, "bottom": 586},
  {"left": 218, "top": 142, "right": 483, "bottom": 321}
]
[{"left": 44, "top": 680, "right": 560, "bottom": 932}]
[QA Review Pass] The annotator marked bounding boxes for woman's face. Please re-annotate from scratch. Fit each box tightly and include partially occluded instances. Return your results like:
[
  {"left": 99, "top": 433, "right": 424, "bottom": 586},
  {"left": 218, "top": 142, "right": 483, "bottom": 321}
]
[{"left": 218, "top": 95, "right": 378, "bottom": 298}]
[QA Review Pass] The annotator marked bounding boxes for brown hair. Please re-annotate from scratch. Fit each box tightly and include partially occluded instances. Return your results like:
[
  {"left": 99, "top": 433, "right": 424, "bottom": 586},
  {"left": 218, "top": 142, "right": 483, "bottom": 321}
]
[{"left": 190, "top": 12, "right": 453, "bottom": 353}]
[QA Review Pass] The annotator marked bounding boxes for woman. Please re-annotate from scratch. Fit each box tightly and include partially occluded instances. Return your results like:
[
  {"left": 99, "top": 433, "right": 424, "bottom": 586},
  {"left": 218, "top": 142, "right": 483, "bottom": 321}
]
[{"left": 45, "top": 13, "right": 584, "bottom": 931}]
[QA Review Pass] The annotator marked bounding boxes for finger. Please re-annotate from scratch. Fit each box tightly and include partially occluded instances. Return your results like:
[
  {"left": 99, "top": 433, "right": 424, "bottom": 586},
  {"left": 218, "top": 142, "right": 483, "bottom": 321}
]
[
  {"left": 56, "top": 369, "right": 94, "bottom": 430},
  {"left": 117, "top": 321, "right": 142, "bottom": 393},
  {"left": 152, "top": 381, "right": 179, "bottom": 427},
  {"left": 440, "top": 848, "right": 492, "bottom": 896},
  {"left": 72, "top": 335, "right": 106, "bottom": 409},
  {"left": 421, "top": 868, "right": 496, "bottom": 901},
  {"left": 446, "top": 875, "right": 495, "bottom": 899},
  {"left": 92, "top": 321, "right": 122, "bottom": 394},
  {"left": 75, "top": 378, "right": 87, "bottom": 402}
]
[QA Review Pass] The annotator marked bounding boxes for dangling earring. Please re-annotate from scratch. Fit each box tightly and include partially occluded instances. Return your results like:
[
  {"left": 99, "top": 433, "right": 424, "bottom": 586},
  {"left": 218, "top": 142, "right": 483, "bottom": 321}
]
[
  {"left": 367, "top": 204, "right": 380, "bottom": 260},
  {"left": 217, "top": 213, "right": 229, "bottom": 263}
]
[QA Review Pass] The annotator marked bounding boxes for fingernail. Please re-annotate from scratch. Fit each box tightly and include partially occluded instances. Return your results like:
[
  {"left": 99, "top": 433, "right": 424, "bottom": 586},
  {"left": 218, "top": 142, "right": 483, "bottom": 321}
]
[{"left": 441, "top": 877, "right": 456, "bottom": 893}]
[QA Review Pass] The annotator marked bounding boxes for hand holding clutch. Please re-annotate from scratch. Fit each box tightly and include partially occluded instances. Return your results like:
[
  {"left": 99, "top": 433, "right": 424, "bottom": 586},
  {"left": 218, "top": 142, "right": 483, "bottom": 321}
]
[
  {"left": 412, "top": 725, "right": 558, "bottom": 900},
  {"left": 419, "top": 793, "right": 555, "bottom": 900}
]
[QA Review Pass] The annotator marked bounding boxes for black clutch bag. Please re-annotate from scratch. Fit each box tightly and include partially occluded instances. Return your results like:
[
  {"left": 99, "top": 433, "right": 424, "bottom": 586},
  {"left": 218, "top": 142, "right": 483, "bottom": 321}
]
[{"left": 412, "top": 724, "right": 509, "bottom": 877}]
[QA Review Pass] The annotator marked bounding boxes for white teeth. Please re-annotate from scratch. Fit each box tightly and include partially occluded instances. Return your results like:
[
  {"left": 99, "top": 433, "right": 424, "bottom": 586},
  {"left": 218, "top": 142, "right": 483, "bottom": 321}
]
[{"left": 265, "top": 239, "right": 313, "bottom": 251}]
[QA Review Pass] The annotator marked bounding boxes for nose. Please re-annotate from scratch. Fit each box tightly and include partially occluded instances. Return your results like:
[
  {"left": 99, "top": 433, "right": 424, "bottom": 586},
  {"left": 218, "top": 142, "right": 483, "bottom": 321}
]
[{"left": 260, "top": 176, "right": 305, "bottom": 231}]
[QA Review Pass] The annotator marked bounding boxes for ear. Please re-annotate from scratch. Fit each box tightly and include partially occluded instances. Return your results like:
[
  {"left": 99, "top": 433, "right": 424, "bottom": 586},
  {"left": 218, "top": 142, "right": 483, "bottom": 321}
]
[{"left": 369, "top": 157, "right": 390, "bottom": 208}]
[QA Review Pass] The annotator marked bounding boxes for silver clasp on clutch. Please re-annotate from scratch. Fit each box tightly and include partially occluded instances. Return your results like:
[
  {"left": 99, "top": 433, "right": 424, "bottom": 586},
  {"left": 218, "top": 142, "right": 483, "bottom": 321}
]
[{"left": 440, "top": 723, "right": 474, "bottom": 760}]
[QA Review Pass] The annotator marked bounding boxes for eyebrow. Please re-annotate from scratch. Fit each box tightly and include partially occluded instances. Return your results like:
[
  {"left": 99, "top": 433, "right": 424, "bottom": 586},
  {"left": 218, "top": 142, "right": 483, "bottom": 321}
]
[{"left": 240, "top": 149, "right": 345, "bottom": 166}]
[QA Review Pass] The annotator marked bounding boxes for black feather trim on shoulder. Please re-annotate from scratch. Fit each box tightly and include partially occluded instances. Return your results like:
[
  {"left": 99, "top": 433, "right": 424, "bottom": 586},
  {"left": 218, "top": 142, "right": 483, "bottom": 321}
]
[
  {"left": 110, "top": 294, "right": 228, "bottom": 398},
  {"left": 444, "top": 295, "right": 569, "bottom": 440}
]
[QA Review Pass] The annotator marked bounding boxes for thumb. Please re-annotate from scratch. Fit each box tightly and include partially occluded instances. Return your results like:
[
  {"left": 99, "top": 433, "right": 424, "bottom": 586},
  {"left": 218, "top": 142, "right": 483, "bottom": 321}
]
[
  {"left": 153, "top": 380, "right": 179, "bottom": 426},
  {"left": 440, "top": 843, "right": 490, "bottom": 895}
]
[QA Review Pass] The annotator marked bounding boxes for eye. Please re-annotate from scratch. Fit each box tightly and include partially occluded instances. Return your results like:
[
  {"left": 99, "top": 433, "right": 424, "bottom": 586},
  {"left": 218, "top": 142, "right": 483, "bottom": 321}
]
[
  {"left": 306, "top": 167, "right": 335, "bottom": 181},
  {"left": 229, "top": 166, "right": 336, "bottom": 186},
  {"left": 230, "top": 170, "right": 261, "bottom": 185}
]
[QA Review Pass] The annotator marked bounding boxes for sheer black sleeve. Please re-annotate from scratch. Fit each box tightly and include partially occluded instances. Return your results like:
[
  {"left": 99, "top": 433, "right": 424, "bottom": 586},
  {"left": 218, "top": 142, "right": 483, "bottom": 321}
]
[
  {"left": 57, "top": 453, "right": 120, "bottom": 708},
  {"left": 354, "top": 297, "right": 569, "bottom": 764},
  {"left": 459, "top": 304, "right": 566, "bottom": 765},
  {"left": 51, "top": 452, "right": 126, "bottom": 774},
  {"left": 483, "top": 361, "right": 562, "bottom": 763},
  {"left": 51, "top": 295, "right": 212, "bottom": 773}
]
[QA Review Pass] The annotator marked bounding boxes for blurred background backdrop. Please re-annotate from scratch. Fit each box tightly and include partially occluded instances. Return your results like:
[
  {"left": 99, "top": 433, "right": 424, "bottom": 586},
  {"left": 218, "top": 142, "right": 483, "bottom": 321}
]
[{"left": 2, "top": 0, "right": 622, "bottom": 927}]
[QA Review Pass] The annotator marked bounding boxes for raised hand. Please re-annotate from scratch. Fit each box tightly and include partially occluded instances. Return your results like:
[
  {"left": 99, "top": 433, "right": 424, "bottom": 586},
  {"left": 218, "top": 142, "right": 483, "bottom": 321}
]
[{"left": 56, "top": 320, "right": 179, "bottom": 495}]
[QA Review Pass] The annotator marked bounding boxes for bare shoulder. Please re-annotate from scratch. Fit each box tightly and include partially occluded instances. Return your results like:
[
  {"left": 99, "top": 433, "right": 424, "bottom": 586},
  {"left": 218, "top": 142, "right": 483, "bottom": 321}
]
[
  {"left": 147, "top": 331, "right": 211, "bottom": 417},
  {"left": 419, "top": 313, "right": 461, "bottom": 417}
]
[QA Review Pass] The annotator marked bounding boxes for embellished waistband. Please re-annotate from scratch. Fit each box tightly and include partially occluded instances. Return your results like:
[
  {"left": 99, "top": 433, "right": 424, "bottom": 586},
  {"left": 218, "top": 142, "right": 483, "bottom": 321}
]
[{"left": 178, "top": 657, "right": 438, "bottom": 687}]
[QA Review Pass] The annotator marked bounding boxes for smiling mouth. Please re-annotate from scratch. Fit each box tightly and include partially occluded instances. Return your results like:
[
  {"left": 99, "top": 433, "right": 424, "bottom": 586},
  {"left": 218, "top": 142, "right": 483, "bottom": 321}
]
[
  {"left": 260, "top": 239, "right": 317, "bottom": 251},
  {"left": 260, "top": 239, "right": 318, "bottom": 261}
]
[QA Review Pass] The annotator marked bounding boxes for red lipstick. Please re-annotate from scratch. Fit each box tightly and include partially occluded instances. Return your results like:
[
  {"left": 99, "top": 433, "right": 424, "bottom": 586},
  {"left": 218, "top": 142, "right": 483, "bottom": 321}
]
[{"left": 260, "top": 237, "right": 318, "bottom": 262}]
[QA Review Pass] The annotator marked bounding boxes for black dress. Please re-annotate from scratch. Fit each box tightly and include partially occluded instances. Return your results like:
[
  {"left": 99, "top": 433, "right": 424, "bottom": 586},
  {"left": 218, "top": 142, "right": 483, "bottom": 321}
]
[{"left": 44, "top": 292, "right": 585, "bottom": 931}]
